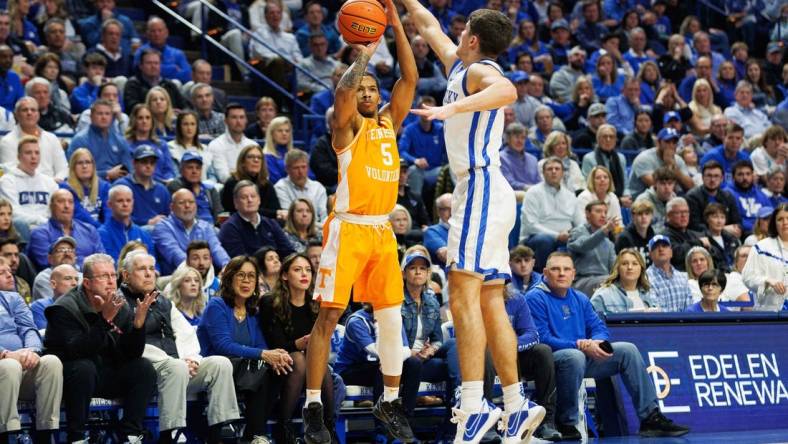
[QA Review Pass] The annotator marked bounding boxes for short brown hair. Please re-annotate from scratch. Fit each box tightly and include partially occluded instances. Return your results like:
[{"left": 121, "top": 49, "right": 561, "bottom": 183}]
[
  {"left": 467, "top": 9, "right": 513, "bottom": 57},
  {"left": 509, "top": 245, "right": 535, "bottom": 262},
  {"left": 631, "top": 199, "right": 654, "bottom": 215},
  {"left": 17, "top": 135, "right": 38, "bottom": 154},
  {"left": 653, "top": 166, "right": 676, "bottom": 182},
  {"left": 703, "top": 202, "right": 726, "bottom": 221}
]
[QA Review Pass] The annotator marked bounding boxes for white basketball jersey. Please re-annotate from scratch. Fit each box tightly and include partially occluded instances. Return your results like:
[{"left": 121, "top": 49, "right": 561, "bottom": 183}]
[{"left": 442, "top": 59, "right": 506, "bottom": 173}]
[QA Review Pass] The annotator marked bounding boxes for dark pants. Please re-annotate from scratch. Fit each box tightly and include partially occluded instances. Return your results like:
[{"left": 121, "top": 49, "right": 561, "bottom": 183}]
[
  {"left": 238, "top": 367, "right": 280, "bottom": 438},
  {"left": 517, "top": 344, "right": 557, "bottom": 423},
  {"left": 400, "top": 339, "right": 460, "bottom": 415},
  {"left": 62, "top": 358, "right": 157, "bottom": 442}
]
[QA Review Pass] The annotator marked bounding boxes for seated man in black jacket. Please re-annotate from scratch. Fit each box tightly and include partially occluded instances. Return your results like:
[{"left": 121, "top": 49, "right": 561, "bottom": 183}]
[
  {"left": 218, "top": 180, "right": 295, "bottom": 258},
  {"left": 684, "top": 160, "right": 742, "bottom": 237},
  {"left": 662, "top": 197, "right": 710, "bottom": 272},
  {"left": 43, "top": 253, "right": 157, "bottom": 444},
  {"left": 309, "top": 107, "right": 338, "bottom": 194}
]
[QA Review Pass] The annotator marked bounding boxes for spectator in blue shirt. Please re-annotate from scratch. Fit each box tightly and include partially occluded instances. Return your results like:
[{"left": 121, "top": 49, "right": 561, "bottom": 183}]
[
  {"left": 68, "top": 99, "right": 132, "bottom": 182},
  {"left": 500, "top": 122, "right": 540, "bottom": 195},
  {"left": 30, "top": 263, "right": 79, "bottom": 329},
  {"left": 295, "top": 1, "right": 341, "bottom": 57},
  {"left": 0, "top": 45, "right": 23, "bottom": 113},
  {"left": 70, "top": 53, "right": 107, "bottom": 114},
  {"left": 27, "top": 189, "right": 105, "bottom": 270},
  {"left": 424, "top": 193, "right": 452, "bottom": 268},
  {"left": 132, "top": 17, "right": 191, "bottom": 84},
  {"left": 526, "top": 252, "right": 689, "bottom": 439},
  {"left": 606, "top": 77, "right": 641, "bottom": 135},
  {"left": 507, "top": 245, "right": 542, "bottom": 296},
  {"left": 727, "top": 160, "right": 772, "bottom": 235},
  {"left": 592, "top": 53, "right": 625, "bottom": 103},
  {"left": 685, "top": 269, "right": 730, "bottom": 312},
  {"left": 98, "top": 184, "right": 154, "bottom": 262},
  {"left": 153, "top": 189, "right": 230, "bottom": 276},
  {"left": 699, "top": 122, "right": 750, "bottom": 184},
  {"left": 166, "top": 152, "right": 221, "bottom": 225},
  {"left": 575, "top": 1, "right": 609, "bottom": 53},
  {"left": 77, "top": 0, "right": 138, "bottom": 54},
  {"left": 114, "top": 145, "right": 171, "bottom": 228},
  {"left": 399, "top": 96, "right": 447, "bottom": 199},
  {"left": 0, "top": 284, "right": 62, "bottom": 443}
]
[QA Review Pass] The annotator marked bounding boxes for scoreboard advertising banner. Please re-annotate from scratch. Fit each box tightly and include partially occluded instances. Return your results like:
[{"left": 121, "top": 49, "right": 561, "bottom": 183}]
[{"left": 607, "top": 321, "right": 788, "bottom": 433}]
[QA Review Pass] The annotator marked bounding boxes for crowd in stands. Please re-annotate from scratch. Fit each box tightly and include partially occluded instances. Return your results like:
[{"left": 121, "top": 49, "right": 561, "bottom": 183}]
[{"left": 1, "top": 0, "right": 788, "bottom": 443}]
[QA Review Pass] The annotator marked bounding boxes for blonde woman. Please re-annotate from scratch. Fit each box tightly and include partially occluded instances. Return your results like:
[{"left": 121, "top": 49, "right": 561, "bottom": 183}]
[
  {"left": 390, "top": 204, "right": 413, "bottom": 260},
  {"left": 537, "top": 131, "right": 585, "bottom": 192},
  {"left": 590, "top": 248, "right": 659, "bottom": 315},
  {"left": 263, "top": 116, "right": 294, "bottom": 184},
  {"left": 577, "top": 165, "right": 623, "bottom": 223},
  {"left": 166, "top": 266, "right": 205, "bottom": 326},
  {"left": 688, "top": 79, "right": 721, "bottom": 135},
  {"left": 125, "top": 104, "right": 177, "bottom": 183},
  {"left": 145, "top": 86, "right": 176, "bottom": 137},
  {"left": 61, "top": 148, "right": 110, "bottom": 228},
  {"left": 0, "top": 198, "right": 19, "bottom": 240}
]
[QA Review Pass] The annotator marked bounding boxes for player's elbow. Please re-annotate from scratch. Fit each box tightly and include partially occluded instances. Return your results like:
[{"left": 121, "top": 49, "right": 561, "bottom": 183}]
[{"left": 501, "top": 82, "right": 518, "bottom": 104}]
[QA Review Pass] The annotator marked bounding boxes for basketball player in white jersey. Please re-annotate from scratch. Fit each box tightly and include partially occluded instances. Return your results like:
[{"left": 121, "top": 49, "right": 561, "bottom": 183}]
[{"left": 400, "top": 2, "right": 545, "bottom": 444}]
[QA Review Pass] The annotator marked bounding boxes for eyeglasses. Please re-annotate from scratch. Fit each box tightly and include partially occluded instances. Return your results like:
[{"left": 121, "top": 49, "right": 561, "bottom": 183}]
[
  {"left": 235, "top": 272, "right": 257, "bottom": 282},
  {"left": 89, "top": 273, "right": 117, "bottom": 281},
  {"left": 53, "top": 247, "right": 75, "bottom": 254},
  {"left": 75, "top": 160, "right": 94, "bottom": 166},
  {"left": 245, "top": 155, "right": 263, "bottom": 161}
]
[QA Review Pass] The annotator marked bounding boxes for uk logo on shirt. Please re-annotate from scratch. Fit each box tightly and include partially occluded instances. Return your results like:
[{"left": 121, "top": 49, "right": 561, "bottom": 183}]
[{"left": 19, "top": 191, "right": 50, "bottom": 205}]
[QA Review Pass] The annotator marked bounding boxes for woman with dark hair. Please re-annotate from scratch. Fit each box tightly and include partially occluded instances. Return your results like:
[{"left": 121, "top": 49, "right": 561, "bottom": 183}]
[
  {"left": 258, "top": 253, "right": 335, "bottom": 444},
  {"left": 283, "top": 199, "right": 320, "bottom": 253},
  {"left": 125, "top": 104, "right": 177, "bottom": 183},
  {"left": 620, "top": 111, "right": 655, "bottom": 150},
  {"left": 744, "top": 59, "right": 777, "bottom": 109},
  {"left": 34, "top": 52, "right": 71, "bottom": 111},
  {"left": 590, "top": 248, "right": 659, "bottom": 315},
  {"left": 255, "top": 246, "right": 281, "bottom": 294},
  {"left": 197, "top": 256, "right": 293, "bottom": 444},
  {"left": 220, "top": 144, "right": 283, "bottom": 219},
  {"left": 742, "top": 203, "right": 788, "bottom": 311},
  {"left": 168, "top": 111, "right": 213, "bottom": 181},
  {"left": 685, "top": 270, "right": 729, "bottom": 312}
]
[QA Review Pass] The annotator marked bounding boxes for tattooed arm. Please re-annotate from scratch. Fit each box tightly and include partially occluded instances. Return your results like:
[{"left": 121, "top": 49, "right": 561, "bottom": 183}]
[{"left": 332, "top": 39, "right": 381, "bottom": 150}]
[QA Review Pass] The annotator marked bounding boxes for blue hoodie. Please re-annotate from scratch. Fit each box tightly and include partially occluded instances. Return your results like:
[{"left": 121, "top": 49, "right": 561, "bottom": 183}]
[
  {"left": 726, "top": 184, "right": 772, "bottom": 233},
  {"left": 525, "top": 283, "right": 609, "bottom": 351},
  {"left": 0, "top": 291, "right": 41, "bottom": 353},
  {"left": 98, "top": 216, "right": 155, "bottom": 261},
  {"left": 504, "top": 292, "right": 540, "bottom": 352},
  {"left": 68, "top": 125, "right": 133, "bottom": 180},
  {"left": 333, "top": 308, "right": 408, "bottom": 375}
]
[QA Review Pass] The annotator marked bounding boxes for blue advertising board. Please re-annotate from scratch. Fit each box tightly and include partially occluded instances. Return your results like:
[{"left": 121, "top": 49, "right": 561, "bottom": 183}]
[{"left": 607, "top": 321, "right": 788, "bottom": 433}]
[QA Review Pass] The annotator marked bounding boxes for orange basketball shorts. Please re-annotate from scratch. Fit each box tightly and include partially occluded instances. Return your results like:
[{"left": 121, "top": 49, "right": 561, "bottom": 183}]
[{"left": 314, "top": 213, "right": 404, "bottom": 310}]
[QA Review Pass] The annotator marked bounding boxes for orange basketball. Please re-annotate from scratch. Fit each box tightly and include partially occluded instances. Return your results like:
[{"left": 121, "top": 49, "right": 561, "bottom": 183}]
[{"left": 337, "top": 0, "right": 387, "bottom": 45}]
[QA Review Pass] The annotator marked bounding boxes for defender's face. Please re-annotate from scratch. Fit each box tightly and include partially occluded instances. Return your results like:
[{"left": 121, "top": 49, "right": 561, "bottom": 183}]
[{"left": 356, "top": 76, "right": 380, "bottom": 118}]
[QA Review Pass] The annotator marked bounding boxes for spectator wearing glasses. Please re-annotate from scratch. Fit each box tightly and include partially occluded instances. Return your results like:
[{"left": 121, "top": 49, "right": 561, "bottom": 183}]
[
  {"left": 685, "top": 270, "right": 730, "bottom": 313},
  {"left": 44, "top": 253, "right": 157, "bottom": 444},
  {"left": 31, "top": 236, "right": 81, "bottom": 301}
]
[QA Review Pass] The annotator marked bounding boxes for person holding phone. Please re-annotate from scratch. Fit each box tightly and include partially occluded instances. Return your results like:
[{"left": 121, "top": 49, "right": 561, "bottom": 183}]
[{"left": 525, "top": 252, "right": 689, "bottom": 439}]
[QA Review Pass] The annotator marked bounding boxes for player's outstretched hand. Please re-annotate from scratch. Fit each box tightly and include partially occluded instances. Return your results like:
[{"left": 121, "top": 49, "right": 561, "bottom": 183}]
[
  {"left": 380, "top": 0, "right": 399, "bottom": 25},
  {"left": 410, "top": 103, "right": 457, "bottom": 121}
]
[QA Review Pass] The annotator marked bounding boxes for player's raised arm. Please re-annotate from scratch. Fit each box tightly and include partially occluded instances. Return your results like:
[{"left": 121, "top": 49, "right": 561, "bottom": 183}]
[
  {"left": 380, "top": 0, "right": 417, "bottom": 131},
  {"left": 411, "top": 64, "right": 517, "bottom": 121},
  {"left": 332, "top": 39, "right": 381, "bottom": 134},
  {"left": 400, "top": 0, "right": 457, "bottom": 73}
]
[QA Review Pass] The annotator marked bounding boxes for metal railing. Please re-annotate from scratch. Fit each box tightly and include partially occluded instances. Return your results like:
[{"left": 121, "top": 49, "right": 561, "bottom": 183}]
[{"left": 151, "top": 0, "right": 328, "bottom": 148}]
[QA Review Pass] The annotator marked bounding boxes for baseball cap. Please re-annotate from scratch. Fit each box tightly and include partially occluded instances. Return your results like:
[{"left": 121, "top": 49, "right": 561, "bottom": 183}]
[
  {"left": 588, "top": 103, "right": 607, "bottom": 118},
  {"left": 663, "top": 111, "right": 681, "bottom": 124},
  {"left": 767, "top": 42, "right": 783, "bottom": 54},
  {"left": 508, "top": 70, "right": 529, "bottom": 84},
  {"left": 181, "top": 151, "right": 203, "bottom": 164},
  {"left": 551, "top": 19, "right": 569, "bottom": 31},
  {"left": 49, "top": 236, "right": 76, "bottom": 254},
  {"left": 648, "top": 235, "right": 671, "bottom": 251},
  {"left": 657, "top": 127, "right": 680, "bottom": 141},
  {"left": 757, "top": 206, "right": 774, "bottom": 219},
  {"left": 133, "top": 144, "right": 159, "bottom": 160},
  {"left": 401, "top": 251, "right": 431, "bottom": 271}
]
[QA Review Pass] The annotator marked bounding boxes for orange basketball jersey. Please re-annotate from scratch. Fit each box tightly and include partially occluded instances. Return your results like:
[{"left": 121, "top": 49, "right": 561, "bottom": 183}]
[{"left": 333, "top": 115, "right": 400, "bottom": 216}]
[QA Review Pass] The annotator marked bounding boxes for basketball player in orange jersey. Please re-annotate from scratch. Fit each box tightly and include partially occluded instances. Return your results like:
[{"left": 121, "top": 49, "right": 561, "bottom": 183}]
[{"left": 301, "top": 1, "right": 418, "bottom": 443}]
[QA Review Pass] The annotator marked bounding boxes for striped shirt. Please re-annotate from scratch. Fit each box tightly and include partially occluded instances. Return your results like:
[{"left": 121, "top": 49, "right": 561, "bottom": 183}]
[{"left": 646, "top": 265, "right": 693, "bottom": 312}]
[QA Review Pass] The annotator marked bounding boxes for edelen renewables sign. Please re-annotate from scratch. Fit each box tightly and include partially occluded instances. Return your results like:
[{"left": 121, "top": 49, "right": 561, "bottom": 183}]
[{"left": 609, "top": 322, "right": 788, "bottom": 433}]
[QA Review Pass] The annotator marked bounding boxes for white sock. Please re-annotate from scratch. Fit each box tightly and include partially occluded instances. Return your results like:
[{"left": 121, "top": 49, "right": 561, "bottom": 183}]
[
  {"left": 503, "top": 382, "right": 526, "bottom": 413},
  {"left": 461, "top": 381, "right": 484, "bottom": 412},
  {"left": 383, "top": 385, "right": 399, "bottom": 402},
  {"left": 306, "top": 389, "right": 322, "bottom": 405}
]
